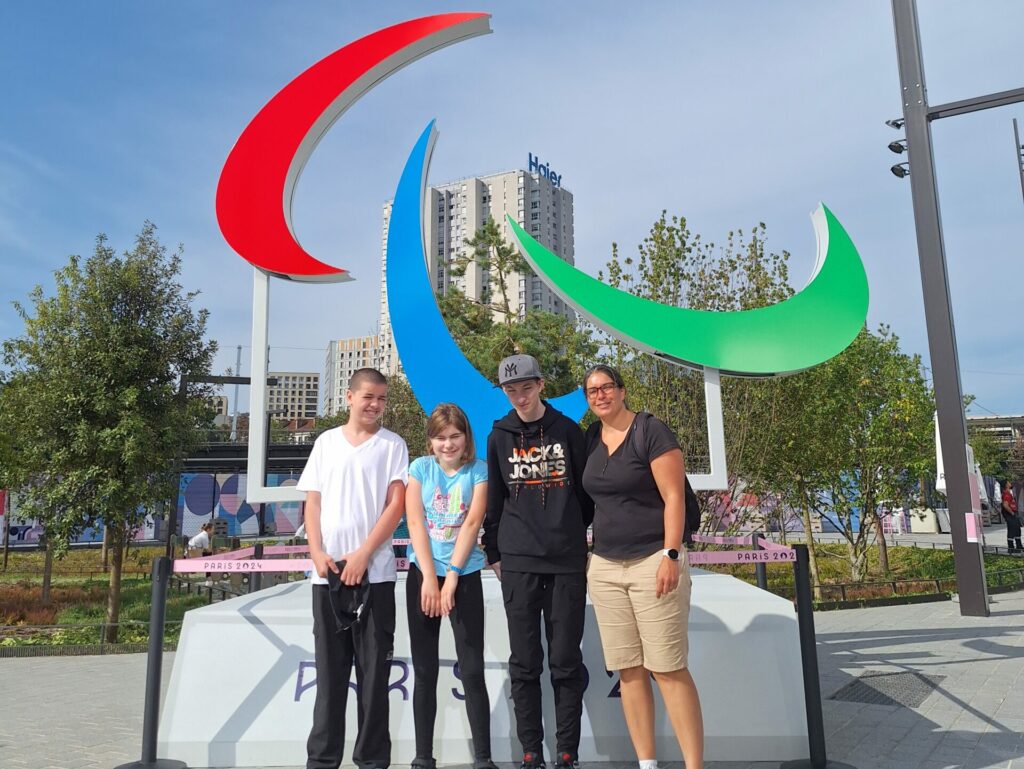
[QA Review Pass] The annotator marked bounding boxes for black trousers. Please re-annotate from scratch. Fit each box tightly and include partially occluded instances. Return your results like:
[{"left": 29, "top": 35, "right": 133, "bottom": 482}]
[
  {"left": 307, "top": 582, "right": 396, "bottom": 769},
  {"left": 500, "top": 570, "right": 586, "bottom": 759},
  {"left": 406, "top": 564, "right": 492, "bottom": 761},
  {"left": 1005, "top": 513, "right": 1023, "bottom": 550}
]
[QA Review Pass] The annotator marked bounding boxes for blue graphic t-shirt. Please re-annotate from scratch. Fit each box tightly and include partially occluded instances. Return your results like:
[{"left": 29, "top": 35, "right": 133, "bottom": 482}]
[{"left": 408, "top": 456, "right": 488, "bottom": 575}]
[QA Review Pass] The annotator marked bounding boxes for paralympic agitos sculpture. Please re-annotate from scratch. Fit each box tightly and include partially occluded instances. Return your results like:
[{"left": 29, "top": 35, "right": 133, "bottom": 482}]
[{"left": 215, "top": 12, "right": 869, "bottom": 491}]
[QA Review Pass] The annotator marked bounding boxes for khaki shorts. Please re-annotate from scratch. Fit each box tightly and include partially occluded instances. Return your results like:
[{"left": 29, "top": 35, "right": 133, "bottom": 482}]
[{"left": 587, "top": 549, "right": 691, "bottom": 672}]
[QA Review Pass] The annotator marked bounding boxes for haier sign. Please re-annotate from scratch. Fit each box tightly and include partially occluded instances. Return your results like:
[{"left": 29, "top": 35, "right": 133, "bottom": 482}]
[{"left": 528, "top": 152, "right": 562, "bottom": 187}]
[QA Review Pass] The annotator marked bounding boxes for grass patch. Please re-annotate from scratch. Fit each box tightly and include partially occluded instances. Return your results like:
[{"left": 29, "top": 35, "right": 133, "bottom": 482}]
[
  {"left": 0, "top": 545, "right": 156, "bottom": 584},
  {"left": 1, "top": 543, "right": 238, "bottom": 646}
]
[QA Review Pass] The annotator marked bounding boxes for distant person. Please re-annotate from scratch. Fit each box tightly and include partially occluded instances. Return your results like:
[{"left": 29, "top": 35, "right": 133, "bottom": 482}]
[
  {"left": 187, "top": 521, "right": 216, "bottom": 587},
  {"left": 483, "top": 354, "right": 594, "bottom": 769},
  {"left": 1002, "top": 480, "right": 1022, "bottom": 553},
  {"left": 405, "top": 403, "right": 496, "bottom": 769},
  {"left": 581, "top": 364, "right": 704, "bottom": 769},
  {"left": 297, "top": 368, "right": 409, "bottom": 769},
  {"left": 187, "top": 522, "right": 214, "bottom": 557},
  {"left": 295, "top": 521, "right": 307, "bottom": 540}
]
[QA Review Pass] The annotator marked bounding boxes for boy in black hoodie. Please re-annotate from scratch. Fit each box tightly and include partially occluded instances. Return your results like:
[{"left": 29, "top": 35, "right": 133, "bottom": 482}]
[{"left": 483, "top": 354, "right": 594, "bottom": 769}]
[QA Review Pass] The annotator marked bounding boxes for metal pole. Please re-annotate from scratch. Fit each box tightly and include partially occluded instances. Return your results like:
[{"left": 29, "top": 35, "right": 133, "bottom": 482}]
[
  {"left": 780, "top": 545, "right": 855, "bottom": 769},
  {"left": 114, "top": 556, "right": 185, "bottom": 769},
  {"left": 250, "top": 543, "right": 264, "bottom": 593},
  {"left": 230, "top": 345, "right": 242, "bottom": 442},
  {"left": 1014, "top": 118, "right": 1024, "bottom": 208},
  {"left": 2, "top": 490, "right": 10, "bottom": 571},
  {"left": 752, "top": 531, "right": 768, "bottom": 590},
  {"left": 165, "top": 378, "right": 188, "bottom": 560},
  {"left": 890, "top": 0, "right": 989, "bottom": 616}
]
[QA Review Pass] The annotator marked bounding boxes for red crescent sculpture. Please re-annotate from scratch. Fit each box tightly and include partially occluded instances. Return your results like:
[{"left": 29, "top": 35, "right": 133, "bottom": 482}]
[{"left": 215, "top": 13, "right": 491, "bottom": 282}]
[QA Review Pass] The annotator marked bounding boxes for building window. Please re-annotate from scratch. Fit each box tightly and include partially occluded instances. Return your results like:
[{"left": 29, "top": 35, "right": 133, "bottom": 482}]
[{"left": 530, "top": 213, "right": 539, "bottom": 221}]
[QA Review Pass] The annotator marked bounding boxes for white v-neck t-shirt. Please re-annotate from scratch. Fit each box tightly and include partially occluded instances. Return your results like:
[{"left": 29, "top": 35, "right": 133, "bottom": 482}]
[{"left": 297, "top": 425, "right": 409, "bottom": 585}]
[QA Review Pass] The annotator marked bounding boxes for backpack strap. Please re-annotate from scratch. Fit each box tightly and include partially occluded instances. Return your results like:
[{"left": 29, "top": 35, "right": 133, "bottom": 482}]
[
  {"left": 633, "top": 412, "right": 697, "bottom": 544},
  {"left": 631, "top": 411, "right": 651, "bottom": 458}
]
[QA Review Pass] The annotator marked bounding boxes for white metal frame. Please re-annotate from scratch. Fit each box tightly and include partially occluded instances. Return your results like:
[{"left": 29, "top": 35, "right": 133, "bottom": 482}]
[
  {"left": 690, "top": 367, "right": 728, "bottom": 491},
  {"left": 246, "top": 266, "right": 728, "bottom": 501},
  {"left": 247, "top": 268, "right": 306, "bottom": 503}
]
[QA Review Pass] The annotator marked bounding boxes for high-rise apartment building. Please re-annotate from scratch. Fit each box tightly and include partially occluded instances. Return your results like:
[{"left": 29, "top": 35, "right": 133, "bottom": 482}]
[
  {"left": 379, "top": 155, "right": 575, "bottom": 374},
  {"left": 267, "top": 372, "right": 319, "bottom": 420},
  {"left": 323, "top": 336, "right": 382, "bottom": 416}
]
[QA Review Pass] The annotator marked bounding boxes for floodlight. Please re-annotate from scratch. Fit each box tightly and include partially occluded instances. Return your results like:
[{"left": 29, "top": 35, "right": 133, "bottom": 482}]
[
  {"left": 891, "top": 162, "right": 910, "bottom": 179},
  {"left": 888, "top": 139, "right": 908, "bottom": 154},
  {"left": 885, "top": 118, "right": 906, "bottom": 130}
]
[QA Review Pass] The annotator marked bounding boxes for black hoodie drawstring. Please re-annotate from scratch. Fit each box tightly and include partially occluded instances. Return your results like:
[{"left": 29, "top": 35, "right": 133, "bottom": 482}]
[
  {"left": 513, "top": 422, "right": 548, "bottom": 508},
  {"left": 514, "top": 428, "right": 526, "bottom": 501},
  {"left": 539, "top": 422, "right": 547, "bottom": 508}
]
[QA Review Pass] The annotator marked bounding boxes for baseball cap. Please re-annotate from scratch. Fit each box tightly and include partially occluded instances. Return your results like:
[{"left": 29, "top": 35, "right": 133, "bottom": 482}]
[
  {"left": 326, "top": 560, "right": 371, "bottom": 632},
  {"left": 497, "top": 354, "right": 543, "bottom": 386}
]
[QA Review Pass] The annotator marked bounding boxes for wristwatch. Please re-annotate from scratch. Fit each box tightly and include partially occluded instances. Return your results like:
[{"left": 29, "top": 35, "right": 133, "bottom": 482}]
[{"left": 662, "top": 548, "right": 680, "bottom": 561}]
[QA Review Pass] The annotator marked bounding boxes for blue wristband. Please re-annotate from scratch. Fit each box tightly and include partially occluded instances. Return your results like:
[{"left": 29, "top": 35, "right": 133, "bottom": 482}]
[{"left": 448, "top": 563, "right": 465, "bottom": 575}]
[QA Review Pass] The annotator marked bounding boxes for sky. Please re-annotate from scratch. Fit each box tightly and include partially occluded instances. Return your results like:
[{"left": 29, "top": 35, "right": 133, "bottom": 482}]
[{"left": 2, "top": 1, "right": 1023, "bottom": 418}]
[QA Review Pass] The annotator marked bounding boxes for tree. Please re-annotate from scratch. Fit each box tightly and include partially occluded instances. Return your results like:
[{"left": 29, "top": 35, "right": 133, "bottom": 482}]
[
  {"left": 594, "top": 212, "right": 796, "bottom": 534},
  {"left": 456, "top": 218, "right": 529, "bottom": 333},
  {"left": 440, "top": 222, "right": 597, "bottom": 396},
  {"left": 381, "top": 375, "right": 428, "bottom": 459},
  {"left": 592, "top": 212, "right": 934, "bottom": 585},
  {"left": 967, "top": 425, "right": 1008, "bottom": 479},
  {"left": 314, "top": 376, "right": 429, "bottom": 459},
  {"left": 779, "top": 327, "right": 933, "bottom": 580},
  {"left": 1008, "top": 435, "right": 1024, "bottom": 484},
  {"left": 1, "top": 223, "right": 216, "bottom": 641}
]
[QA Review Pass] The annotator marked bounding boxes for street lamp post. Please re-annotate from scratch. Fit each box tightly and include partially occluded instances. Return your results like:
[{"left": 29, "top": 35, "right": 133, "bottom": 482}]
[
  {"left": 891, "top": 0, "right": 1024, "bottom": 616},
  {"left": 1014, "top": 118, "right": 1024, "bottom": 207}
]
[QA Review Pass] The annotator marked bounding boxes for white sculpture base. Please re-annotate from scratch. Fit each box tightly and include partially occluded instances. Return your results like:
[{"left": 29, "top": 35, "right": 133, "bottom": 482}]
[{"left": 159, "top": 570, "right": 807, "bottom": 767}]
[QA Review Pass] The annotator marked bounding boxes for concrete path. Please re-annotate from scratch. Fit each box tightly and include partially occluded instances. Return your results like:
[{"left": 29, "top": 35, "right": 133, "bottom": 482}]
[{"left": 3, "top": 593, "right": 1024, "bottom": 769}]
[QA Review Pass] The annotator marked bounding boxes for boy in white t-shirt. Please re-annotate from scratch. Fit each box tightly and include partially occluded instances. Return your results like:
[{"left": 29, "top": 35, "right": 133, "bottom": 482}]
[{"left": 297, "top": 368, "right": 409, "bottom": 769}]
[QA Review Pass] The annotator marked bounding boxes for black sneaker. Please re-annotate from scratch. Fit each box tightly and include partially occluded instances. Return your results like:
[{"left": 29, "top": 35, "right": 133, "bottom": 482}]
[
  {"left": 411, "top": 758, "right": 436, "bottom": 769},
  {"left": 521, "top": 751, "right": 546, "bottom": 769},
  {"left": 554, "top": 752, "right": 579, "bottom": 769}
]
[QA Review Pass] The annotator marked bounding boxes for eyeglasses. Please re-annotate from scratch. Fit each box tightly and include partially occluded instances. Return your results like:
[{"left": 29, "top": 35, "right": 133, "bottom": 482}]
[{"left": 585, "top": 382, "right": 621, "bottom": 399}]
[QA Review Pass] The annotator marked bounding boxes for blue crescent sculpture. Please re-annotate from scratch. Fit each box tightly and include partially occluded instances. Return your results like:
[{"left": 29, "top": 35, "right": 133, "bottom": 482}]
[{"left": 385, "top": 121, "right": 588, "bottom": 459}]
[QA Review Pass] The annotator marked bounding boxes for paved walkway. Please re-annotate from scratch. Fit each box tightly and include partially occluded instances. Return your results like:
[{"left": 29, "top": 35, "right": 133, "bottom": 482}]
[{"left": 3, "top": 593, "right": 1024, "bottom": 769}]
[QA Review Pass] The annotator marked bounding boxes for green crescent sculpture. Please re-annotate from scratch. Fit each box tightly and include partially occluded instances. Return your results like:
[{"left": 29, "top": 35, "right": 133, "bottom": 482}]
[{"left": 507, "top": 204, "right": 869, "bottom": 377}]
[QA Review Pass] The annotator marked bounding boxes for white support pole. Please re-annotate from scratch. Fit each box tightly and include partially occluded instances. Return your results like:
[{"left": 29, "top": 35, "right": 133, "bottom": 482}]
[
  {"left": 689, "top": 368, "right": 728, "bottom": 491},
  {"left": 247, "top": 267, "right": 305, "bottom": 504}
]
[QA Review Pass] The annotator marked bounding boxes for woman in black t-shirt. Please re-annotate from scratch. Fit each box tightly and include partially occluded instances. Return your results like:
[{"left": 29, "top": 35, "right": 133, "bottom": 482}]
[{"left": 582, "top": 364, "right": 704, "bottom": 769}]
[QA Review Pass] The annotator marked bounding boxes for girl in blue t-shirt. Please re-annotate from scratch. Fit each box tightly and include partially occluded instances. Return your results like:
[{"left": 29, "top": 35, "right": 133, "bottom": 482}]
[{"left": 405, "top": 403, "right": 495, "bottom": 769}]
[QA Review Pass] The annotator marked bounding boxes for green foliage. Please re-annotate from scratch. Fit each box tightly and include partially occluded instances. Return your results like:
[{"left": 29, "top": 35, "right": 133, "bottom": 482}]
[
  {"left": 439, "top": 222, "right": 596, "bottom": 396},
  {"left": 1010, "top": 438, "right": 1024, "bottom": 483},
  {"left": 455, "top": 217, "right": 529, "bottom": 331},
  {"left": 595, "top": 213, "right": 795, "bottom": 522},
  {"left": 381, "top": 375, "right": 428, "bottom": 459},
  {"left": 592, "top": 211, "right": 935, "bottom": 581},
  {"left": 761, "top": 327, "right": 934, "bottom": 579},
  {"left": 1, "top": 223, "right": 216, "bottom": 640},
  {"left": 313, "top": 377, "right": 429, "bottom": 458},
  {"left": 1, "top": 223, "right": 216, "bottom": 549},
  {"left": 968, "top": 425, "right": 1008, "bottom": 478},
  {"left": 310, "top": 411, "right": 347, "bottom": 439}
]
